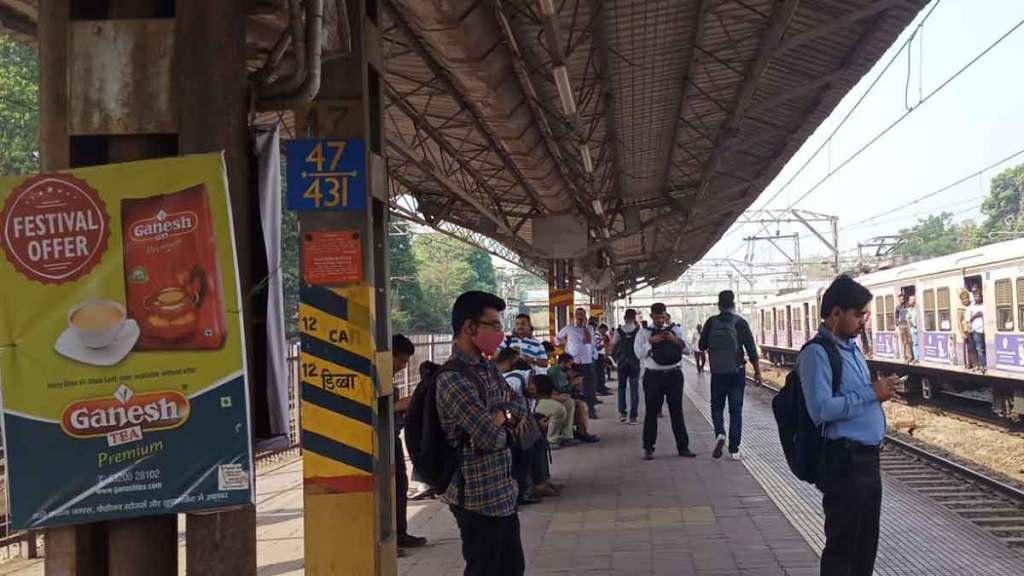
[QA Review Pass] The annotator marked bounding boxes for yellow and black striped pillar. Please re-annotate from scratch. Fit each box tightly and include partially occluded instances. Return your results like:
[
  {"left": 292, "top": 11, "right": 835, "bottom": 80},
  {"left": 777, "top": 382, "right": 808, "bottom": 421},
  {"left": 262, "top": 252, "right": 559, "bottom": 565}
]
[{"left": 296, "top": 2, "right": 397, "bottom": 574}]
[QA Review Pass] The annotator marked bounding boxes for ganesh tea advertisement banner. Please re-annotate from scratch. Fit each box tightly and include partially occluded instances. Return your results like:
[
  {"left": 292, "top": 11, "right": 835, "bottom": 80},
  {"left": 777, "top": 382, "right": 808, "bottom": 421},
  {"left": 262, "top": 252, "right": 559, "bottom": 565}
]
[{"left": 0, "top": 153, "right": 253, "bottom": 529}]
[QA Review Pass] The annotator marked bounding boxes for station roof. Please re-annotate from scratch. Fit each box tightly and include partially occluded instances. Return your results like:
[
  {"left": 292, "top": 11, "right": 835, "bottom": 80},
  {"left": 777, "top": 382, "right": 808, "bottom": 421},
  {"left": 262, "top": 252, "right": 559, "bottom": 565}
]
[{"left": 1, "top": 0, "right": 927, "bottom": 296}]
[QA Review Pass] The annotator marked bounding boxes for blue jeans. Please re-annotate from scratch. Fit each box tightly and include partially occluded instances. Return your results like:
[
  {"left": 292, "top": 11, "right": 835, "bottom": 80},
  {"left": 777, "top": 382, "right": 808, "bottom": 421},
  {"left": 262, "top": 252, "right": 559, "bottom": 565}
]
[
  {"left": 710, "top": 368, "right": 746, "bottom": 453},
  {"left": 617, "top": 364, "right": 640, "bottom": 420},
  {"left": 972, "top": 332, "right": 986, "bottom": 367}
]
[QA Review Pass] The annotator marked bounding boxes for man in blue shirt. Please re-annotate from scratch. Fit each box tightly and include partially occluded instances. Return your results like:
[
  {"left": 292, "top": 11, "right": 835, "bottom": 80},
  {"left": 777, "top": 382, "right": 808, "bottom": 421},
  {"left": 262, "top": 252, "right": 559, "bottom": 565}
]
[{"left": 797, "top": 275, "right": 899, "bottom": 576}]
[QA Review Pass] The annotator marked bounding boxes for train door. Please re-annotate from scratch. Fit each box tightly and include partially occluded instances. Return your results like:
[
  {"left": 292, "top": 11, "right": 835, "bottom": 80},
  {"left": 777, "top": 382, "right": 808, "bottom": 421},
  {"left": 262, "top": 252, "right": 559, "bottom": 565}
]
[
  {"left": 785, "top": 306, "right": 793, "bottom": 348},
  {"left": 771, "top": 308, "right": 778, "bottom": 346},
  {"left": 963, "top": 274, "right": 985, "bottom": 369},
  {"left": 899, "top": 284, "right": 918, "bottom": 361},
  {"left": 798, "top": 301, "right": 806, "bottom": 340}
]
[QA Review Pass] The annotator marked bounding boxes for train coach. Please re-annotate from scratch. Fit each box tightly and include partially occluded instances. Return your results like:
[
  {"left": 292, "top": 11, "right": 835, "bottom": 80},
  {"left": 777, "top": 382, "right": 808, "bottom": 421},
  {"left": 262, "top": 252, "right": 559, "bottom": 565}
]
[{"left": 752, "top": 237, "right": 1024, "bottom": 422}]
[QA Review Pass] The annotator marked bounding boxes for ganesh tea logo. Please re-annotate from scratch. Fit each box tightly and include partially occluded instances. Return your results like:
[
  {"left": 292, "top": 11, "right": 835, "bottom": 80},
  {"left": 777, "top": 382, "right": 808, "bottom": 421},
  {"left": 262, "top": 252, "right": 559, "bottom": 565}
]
[
  {"left": 0, "top": 174, "right": 111, "bottom": 284},
  {"left": 61, "top": 384, "right": 190, "bottom": 447},
  {"left": 129, "top": 209, "right": 198, "bottom": 242}
]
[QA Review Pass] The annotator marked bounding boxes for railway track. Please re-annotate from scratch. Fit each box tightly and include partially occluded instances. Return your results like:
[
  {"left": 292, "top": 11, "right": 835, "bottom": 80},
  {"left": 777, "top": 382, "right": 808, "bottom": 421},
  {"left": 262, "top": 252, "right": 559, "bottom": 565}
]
[{"left": 748, "top": 371, "right": 1024, "bottom": 550}]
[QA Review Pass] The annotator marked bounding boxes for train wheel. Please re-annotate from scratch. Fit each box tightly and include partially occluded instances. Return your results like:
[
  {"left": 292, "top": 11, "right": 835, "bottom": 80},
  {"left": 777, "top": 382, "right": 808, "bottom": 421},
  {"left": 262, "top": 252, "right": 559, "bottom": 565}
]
[{"left": 921, "top": 377, "right": 933, "bottom": 400}]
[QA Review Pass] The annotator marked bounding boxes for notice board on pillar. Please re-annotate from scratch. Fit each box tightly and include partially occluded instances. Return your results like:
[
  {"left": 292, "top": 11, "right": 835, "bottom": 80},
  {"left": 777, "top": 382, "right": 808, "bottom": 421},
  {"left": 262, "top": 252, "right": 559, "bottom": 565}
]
[
  {"left": 0, "top": 154, "right": 253, "bottom": 530},
  {"left": 303, "top": 230, "right": 363, "bottom": 285}
]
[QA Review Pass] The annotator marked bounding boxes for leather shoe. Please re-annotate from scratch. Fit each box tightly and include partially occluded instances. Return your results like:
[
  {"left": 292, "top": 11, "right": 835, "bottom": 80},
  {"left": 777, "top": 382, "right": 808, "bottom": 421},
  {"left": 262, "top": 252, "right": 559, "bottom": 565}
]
[
  {"left": 398, "top": 533, "right": 427, "bottom": 548},
  {"left": 678, "top": 449, "right": 697, "bottom": 458}
]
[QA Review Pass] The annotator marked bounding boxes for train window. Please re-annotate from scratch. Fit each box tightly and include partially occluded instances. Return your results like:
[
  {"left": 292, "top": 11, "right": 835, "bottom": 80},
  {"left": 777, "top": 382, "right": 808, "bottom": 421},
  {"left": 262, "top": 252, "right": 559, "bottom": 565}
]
[
  {"left": 1018, "top": 278, "right": 1024, "bottom": 330},
  {"left": 884, "top": 294, "right": 895, "bottom": 331},
  {"left": 874, "top": 296, "right": 884, "bottom": 330},
  {"left": 811, "top": 304, "right": 817, "bottom": 326},
  {"left": 923, "top": 289, "right": 936, "bottom": 331},
  {"left": 937, "top": 288, "right": 951, "bottom": 331},
  {"left": 994, "top": 279, "right": 1014, "bottom": 331}
]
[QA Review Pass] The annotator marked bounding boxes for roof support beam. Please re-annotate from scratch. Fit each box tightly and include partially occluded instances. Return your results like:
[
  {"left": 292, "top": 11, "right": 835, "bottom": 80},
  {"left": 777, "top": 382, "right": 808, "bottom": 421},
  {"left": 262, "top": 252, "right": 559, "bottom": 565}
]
[
  {"left": 388, "top": 135, "right": 515, "bottom": 239},
  {"left": 747, "top": 68, "right": 846, "bottom": 114},
  {"left": 382, "top": 1, "right": 553, "bottom": 211},
  {"left": 774, "top": 0, "right": 907, "bottom": 56},
  {"left": 695, "top": 0, "right": 800, "bottom": 201},
  {"left": 660, "top": 0, "right": 711, "bottom": 200}
]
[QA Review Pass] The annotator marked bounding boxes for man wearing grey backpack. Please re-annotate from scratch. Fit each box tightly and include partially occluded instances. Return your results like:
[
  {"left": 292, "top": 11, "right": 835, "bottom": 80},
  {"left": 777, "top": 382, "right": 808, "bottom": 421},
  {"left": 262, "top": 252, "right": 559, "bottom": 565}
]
[{"left": 699, "top": 290, "right": 762, "bottom": 460}]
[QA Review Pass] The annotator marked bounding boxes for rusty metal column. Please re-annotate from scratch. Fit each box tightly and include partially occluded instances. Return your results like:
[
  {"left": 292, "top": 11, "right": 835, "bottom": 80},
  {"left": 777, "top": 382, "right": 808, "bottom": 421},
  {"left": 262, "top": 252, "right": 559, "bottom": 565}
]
[
  {"left": 176, "top": 1, "right": 258, "bottom": 574},
  {"left": 295, "top": 1, "right": 396, "bottom": 574}
]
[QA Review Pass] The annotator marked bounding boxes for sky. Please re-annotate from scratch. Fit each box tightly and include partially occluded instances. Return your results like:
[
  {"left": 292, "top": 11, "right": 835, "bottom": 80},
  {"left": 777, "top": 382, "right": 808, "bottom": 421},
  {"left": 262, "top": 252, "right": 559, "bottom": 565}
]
[{"left": 705, "top": 0, "right": 1024, "bottom": 263}]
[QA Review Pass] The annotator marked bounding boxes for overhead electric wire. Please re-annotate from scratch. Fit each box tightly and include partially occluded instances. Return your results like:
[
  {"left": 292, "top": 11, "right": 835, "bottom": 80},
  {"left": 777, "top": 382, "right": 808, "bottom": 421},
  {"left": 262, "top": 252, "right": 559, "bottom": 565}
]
[
  {"left": 781, "top": 15, "right": 1024, "bottom": 212},
  {"left": 751, "top": 0, "right": 944, "bottom": 215},
  {"left": 841, "top": 145, "right": 1024, "bottom": 231},
  {"left": 715, "top": 1, "right": 945, "bottom": 249}
]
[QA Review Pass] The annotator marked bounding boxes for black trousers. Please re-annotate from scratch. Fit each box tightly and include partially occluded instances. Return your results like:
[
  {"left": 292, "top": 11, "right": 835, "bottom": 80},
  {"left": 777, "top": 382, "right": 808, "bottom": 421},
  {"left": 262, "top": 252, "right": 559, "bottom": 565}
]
[
  {"left": 818, "top": 440, "right": 882, "bottom": 576},
  {"left": 642, "top": 368, "right": 689, "bottom": 453},
  {"left": 395, "top": 435, "right": 409, "bottom": 535},
  {"left": 450, "top": 506, "right": 525, "bottom": 576}
]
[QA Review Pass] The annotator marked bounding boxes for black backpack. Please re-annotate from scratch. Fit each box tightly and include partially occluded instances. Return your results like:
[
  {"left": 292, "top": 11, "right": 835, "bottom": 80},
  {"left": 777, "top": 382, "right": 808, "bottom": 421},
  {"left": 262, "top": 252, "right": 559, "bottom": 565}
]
[
  {"left": 771, "top": 336, "right": 842, "bottom": 484},
  {"left": 611, "top": 326, "right": 639, "bottom": 368},
  {"left": 404, "top": 359, "right": 486, "bottom": 493},
  {"left": 707, "top": 314, "right": 740, "bottom": 374},
  {"left": 648, "top": 324, "right": 683, "bottom": 366}
]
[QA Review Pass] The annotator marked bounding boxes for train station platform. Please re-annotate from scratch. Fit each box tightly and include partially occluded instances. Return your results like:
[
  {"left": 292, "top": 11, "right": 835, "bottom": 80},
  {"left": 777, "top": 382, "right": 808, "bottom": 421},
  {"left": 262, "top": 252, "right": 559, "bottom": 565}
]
[{"left": 4, "top": 364, "right": 1022, "bottom": 576}]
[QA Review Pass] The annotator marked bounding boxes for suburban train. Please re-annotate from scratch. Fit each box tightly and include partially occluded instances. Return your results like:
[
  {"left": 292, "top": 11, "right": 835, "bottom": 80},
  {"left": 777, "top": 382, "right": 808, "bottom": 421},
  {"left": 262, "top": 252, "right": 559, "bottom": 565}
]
[{"left": 751, "top": 237, "right": 1024, "bottom": 422}]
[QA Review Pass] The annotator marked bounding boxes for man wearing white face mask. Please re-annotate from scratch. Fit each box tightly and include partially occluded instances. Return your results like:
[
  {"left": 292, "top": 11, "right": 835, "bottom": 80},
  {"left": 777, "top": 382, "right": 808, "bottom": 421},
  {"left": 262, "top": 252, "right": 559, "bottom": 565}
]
[{"left": 797, "top": 275, "right": 899, "bottom": 576}]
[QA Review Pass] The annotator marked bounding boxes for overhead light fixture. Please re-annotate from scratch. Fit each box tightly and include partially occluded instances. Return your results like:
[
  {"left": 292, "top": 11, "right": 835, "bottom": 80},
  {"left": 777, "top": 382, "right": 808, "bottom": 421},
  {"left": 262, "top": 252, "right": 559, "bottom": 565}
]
[
  {"left": 553, "top": 65, "right": 576, "bottom": 117},
  {"left": 600, "top": 227, "right": 610, "bottom": 239},
  {"left": 592, "top": 198, "right": 604, "bottom": 215},
  {"left": 537, "top": 0, "right": 556, "bottom": 16},
  {"left": 579, "top": 141, "right": 593, "bottom": 174}
]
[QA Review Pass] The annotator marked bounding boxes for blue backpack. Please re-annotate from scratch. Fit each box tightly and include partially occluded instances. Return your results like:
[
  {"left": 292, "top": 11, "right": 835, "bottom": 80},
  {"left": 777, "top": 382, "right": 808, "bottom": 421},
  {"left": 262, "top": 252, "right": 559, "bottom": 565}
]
[{"left": 771, "top": 336, "right": 841, "bottom": 484}]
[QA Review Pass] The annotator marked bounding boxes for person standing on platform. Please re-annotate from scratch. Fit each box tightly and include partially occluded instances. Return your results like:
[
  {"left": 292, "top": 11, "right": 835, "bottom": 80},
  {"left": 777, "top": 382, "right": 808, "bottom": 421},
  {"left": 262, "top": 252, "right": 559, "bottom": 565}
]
[
  {"left": 692, "top": 324, "right": 707, "bottom": 374},
  {"left": 556, "top": 308, "right": 599, "bottom": 419},
  {"left": 699, "top": 290, "right": 762, "bottom": 461},
  {"left": 595, "top": 323, "right": 613, "bottom": 395},
  {"left": 610, "top": 309, "right": 642, "bottom": 424},
  {"left": 635, "top": 303, "right": 694, "bottom": 460},
  {"left": 797, "top": 275, "right": 899, "bottom": 576},
  {"left": 392, "top": 334, "right": 427, "bottom": 551},
  {"left": 436, "top": 291, "right": 525, "bottom": 576}
]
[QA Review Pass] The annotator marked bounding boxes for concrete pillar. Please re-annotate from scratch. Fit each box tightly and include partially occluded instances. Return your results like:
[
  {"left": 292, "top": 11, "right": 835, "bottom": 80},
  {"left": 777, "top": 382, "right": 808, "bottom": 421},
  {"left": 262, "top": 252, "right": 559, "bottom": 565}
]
[{"left": 297, "top": 1, "right": 395, "bottom": 574}]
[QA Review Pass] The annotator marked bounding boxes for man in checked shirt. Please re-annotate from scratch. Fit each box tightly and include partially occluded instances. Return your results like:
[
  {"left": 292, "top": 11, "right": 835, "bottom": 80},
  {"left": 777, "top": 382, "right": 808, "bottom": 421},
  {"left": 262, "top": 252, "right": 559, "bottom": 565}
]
[{"left": 436, "top": 290, "right": 526, "bottom": 576}]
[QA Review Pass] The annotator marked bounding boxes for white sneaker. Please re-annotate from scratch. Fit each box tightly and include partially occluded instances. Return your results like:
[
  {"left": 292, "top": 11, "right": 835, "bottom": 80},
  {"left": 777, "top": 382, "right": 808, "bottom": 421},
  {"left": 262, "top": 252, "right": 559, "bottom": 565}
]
[{"left": 730, "top": 451, "right": 742, "bottom": 461}]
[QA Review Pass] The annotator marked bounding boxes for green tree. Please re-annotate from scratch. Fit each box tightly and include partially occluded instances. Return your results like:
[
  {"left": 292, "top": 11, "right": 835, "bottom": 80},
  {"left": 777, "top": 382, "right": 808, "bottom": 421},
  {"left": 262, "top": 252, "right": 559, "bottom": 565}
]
[
  {"left": 895, "top": 212, "right": 963, "bottom": 259},
  {"left": 388, "top": 221, "right": 433, "bottom": 334},
  {"left": 0, "top": 34, "right": 39, "bottom": 175},
  {"left": 410, "top": 234, "right": 498, "bottom": 332},
  {"left": 975, "top": 163, "right": 1024, "bottom": 245}
]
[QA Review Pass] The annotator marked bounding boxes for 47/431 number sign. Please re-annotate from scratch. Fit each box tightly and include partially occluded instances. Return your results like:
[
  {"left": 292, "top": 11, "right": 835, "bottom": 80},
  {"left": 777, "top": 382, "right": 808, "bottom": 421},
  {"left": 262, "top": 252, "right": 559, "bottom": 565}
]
[{"left": 286, "top": 139, "right": 367, "bottom": 211}]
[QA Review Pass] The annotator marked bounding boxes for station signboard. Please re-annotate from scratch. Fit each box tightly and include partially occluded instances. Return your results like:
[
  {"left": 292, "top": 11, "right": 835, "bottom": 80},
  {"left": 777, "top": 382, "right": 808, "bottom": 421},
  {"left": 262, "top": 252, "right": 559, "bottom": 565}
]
[
  {"left": 0, "top": 153, "right": 252, "bottom": 529},
  {"left": 286, "top": 139, "right": 367, "bottom": 211}
]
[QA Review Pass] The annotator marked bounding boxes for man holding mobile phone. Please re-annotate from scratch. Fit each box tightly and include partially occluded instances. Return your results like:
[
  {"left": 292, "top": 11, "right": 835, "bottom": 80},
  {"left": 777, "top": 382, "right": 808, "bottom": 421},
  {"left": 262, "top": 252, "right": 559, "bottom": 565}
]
[{"left": 797, "top": 275, "right": 898, "bottom": 576}]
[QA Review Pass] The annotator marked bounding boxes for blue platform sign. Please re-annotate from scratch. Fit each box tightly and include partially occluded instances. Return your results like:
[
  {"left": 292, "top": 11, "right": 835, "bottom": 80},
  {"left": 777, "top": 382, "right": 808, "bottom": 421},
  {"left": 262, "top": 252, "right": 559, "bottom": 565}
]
[{"left": 287, "top": 139, "right": 367, "bottom": 211}]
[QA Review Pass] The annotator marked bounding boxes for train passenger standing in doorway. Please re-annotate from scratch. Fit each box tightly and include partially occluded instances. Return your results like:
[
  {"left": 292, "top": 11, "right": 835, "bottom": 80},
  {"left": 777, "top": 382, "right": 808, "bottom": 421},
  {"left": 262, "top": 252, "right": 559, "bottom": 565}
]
[
  {"left": 896, "top": 292, "right": 913, "bottom": 362},
  {"left": 797, "top": 275, "right": 899, "bottom": 576},
  {"left": 968, "top": 285, "right": 987, "bottom": 372},
  {"left": 957, "top": 289, "right": 977, "bottom": 368},
  {"left": 698, "top": 290, "right": 761, "bottom": 460},
  {"left": 635, "top": 303, "right": 694, "bottom": 460},
  {"left": 610, "top": 309, "right": 642, "bottom": 424},
  {"left": 556, "top": 308, "right": 599, "bottom": 419},
  {"left": 906, "top": 293, "right": 919, "bottom": 363}
]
